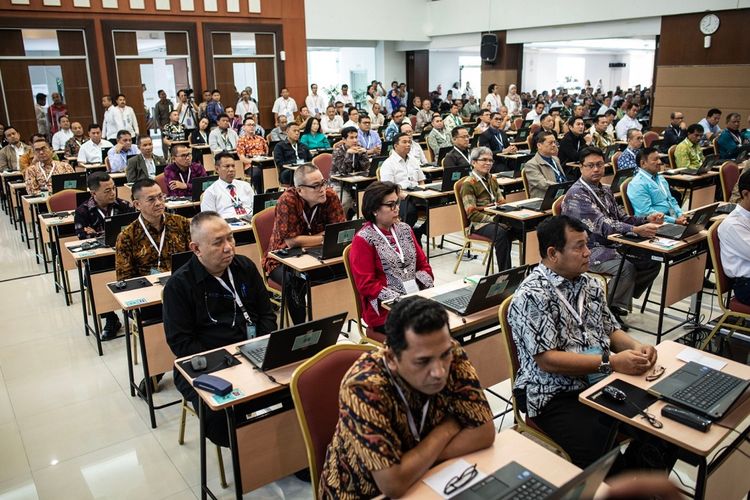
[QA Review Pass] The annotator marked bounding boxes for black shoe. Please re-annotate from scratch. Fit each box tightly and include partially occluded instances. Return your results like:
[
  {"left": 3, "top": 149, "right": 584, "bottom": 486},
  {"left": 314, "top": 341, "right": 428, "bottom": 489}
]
[
  {"left": 613, "top": 313, "right": 630, "bottom": 332},
  {"left": 101, "top": 319, "right": 122, "bottom": 341},
  {"left": 294, "top": 468, "right": 311, "bottom": 483},
  {"left": 137, "top": 374, "right": 164, "bottom": 400},
  {"left": 703, "top": 277, "right": 716, "bottom": 290},
  {"left": 610, "top": 305, "right": 629, "bottom": 318}
]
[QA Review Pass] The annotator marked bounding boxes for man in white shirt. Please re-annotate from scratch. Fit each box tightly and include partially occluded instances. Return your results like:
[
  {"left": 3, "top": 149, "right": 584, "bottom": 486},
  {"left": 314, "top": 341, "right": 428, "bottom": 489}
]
[
  {"left": 305, "top": 83, "right": 327, "bottom": 118},
  {"left": 321, "top": 105, "right": 344, "bottom": 134},
  {"left": 525, "top": 101, "right": 545, "bottom": 125},
  {"left": 235, "top": 89, "right": 259, "bottom": 120},
  {"left": 718, "top": 170, "right": 750, "bottom": 305},
  {"left": 100, "top": 95, "right": 116, "bottom": 140},
  {"left": 201, "top": 152, "right": 254, "bottom": 218},
  {"left": 208, "top": 113, "right": 239, "bottom": 154},
  {"left": 615, "top": 102, "right": 642, "bottom": 140},
  {"left": 399, "top": 122, "right": 427, "bottom": 165},
  {"left": 342, "top": 108, "right": 359, "bottom": 130},
  {"left": 335, "top": 84, "right": 354, "bottom": 106},
  {"left": 698, "top": 108, "right": 722, "bottom": 145},
  {"left": 271, "top": 88, "right": 297, "bottom": 124},
  {"left": 597, "top": 96, "right": 613, "bottom": 116},
  {"left": 380, "top": 132, "right": 425, "bottom": 241},
  {"left": 107, "top": 130, "right": 140, "bottom": 173},
  {"left": 77, "top": 124, "right": 113, "bottom": 165},
  {"left": 51, "top": 115, "right": 74, "bottom": 151}
]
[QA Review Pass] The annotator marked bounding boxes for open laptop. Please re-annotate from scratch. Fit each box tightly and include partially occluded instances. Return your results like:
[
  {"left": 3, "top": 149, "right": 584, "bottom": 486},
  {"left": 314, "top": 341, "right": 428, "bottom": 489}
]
[
  {"left": 305, "top": 219, "right": 364, "bottom": 260},
  {"left": 431, "top": 266, "right": 528, "bottom": 316},
  {"left": 455, "top": 446, "right": 620, "bottom": 500},
  {"left": 191, "top": 175, "right": 218, "bottom": 202},
  {"left": 609, "top": 168, "right": 634, "bottom": 194},
  {"left": 103, "top": 212, "right": 139, "bottom": 248},
  {"left": 437, "top": 146, "right": 454, "bottom": 166},
  {"left": 238, "top": 312, "right": 347, "bottom": 371},
  {"left": 734, "top": 144, "right": 750, "bottom": 163},
  {"left": 655, "top": 203, "right": 718, "bottom": 240},
  {"left": 424, "top": 165, "right": 470, "bottom": 192},
  {"left": 514, "top": 128, "right": 530, "bottom": 143},
  {"left": 51, "top": 172, "right": 87, "bottom": 193},
  {"left": 648, "top": 361, "right": 749, "bottom": 419},
  {"left": 251, "top": 191, "right": 283, "bottom": 218},
  {"left": 171, "top": 250, "right": 193, "bottom": 272},
  {"left": 517, "top": 181, "right": 573, "bottom": 212},
  {"left": 671, "top": 154, "right": 719, "bottom": 176}
]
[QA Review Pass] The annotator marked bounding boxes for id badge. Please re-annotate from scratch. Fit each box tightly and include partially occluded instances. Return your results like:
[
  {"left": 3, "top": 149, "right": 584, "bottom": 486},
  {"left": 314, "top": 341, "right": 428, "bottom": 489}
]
[
  {"left": 149, "top": 267, "right": 160, "bottom": 275},
  {"left": 296, "top": 158, "right": 305, "bottom": 165},
  {"left": 246, "top": 323, "right": 256, "bottom": 339},
  {"left": 403, "top": 279, "right": 419, "bottom": 295},
  {"left": 582, "top": 346, "right": 606, "bottom": 385}
]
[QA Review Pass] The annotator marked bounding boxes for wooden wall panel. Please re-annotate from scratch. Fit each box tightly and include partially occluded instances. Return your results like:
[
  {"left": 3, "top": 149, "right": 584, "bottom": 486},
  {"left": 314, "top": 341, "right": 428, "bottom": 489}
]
[
  {"left": 212, "top": 32, "right": 231, "bottom": 55},
  {"left": 0, "top": 29, "right": 24, "bottom": 56},
  {"left": 0, "top": 61, "right": 35, "bottom": 139},
  {"left": 115, "top": 58, "right": 150, "bottom": 135},
  {"left": 481, "top": 69, "right": 520, "bottom": 102},
  {"left": 254, "top": 58, "right": 276, "bottom": 129},
  {"left": 279, "top": 14, "right": 306, "bottom": 108},
  {"left": 165, "top": 31, "right": 188, "bottom": 55},
  {"left": 406, "top": 50, "right": 429, "bottom": 100},
  {"left": 60, "top": 60, "right": 93, "bottom": 128},
  {"left": 113, "top": 31, "right": 138, "bottom": 56},
  {"left": 658, "top": 10, "right": 750, "bottom": 66},
  {"left": 57, "top": 30, "right": 86, "bottom": 56}
]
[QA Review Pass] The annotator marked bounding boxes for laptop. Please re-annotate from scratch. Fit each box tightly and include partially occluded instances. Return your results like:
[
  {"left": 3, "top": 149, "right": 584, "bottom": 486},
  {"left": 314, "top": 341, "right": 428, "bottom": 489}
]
[
  {"left": 238, "top": 312, "right": 347, "bottom": 371},
  {"left": 734, "top": 144, "right": 750, "bottom": 163},
  {"left": 521, "top": 119, "right": 533, "bottom": 129},
  {"left": 251, "top": 191, "right": 282, "bottom": 218},
  {"left": 431, "top": 266, "right": 528, "bottom": 316},
  {"left": 171, "top": 250, "right": 193, "bottom": 272},
  {"left": 680, "top": 154, "right": 719, "bottom": 176},
  {"left": 305, "top": 219, "right": 364, "bottom": 260},
  {"left": 437, "top": 146, "right": 454, "bottom": 166},
  {"left": 609, "top": 168, "right": 634, "bottom": 194},
  {"left": 103, "top": 212, "right": 139, "bottom": 248},
  {"left": 515, "top": 128, "right": 530, "bottom": 143},
  {"left": 51, "top": 172, "right": 87, "bottom": 193},
  {"left": 424, "top": 165, "right": 470, "bottom": 192},
  {"left": 648, "top": 361, "right": 749, "bottom": 419},
  {"left": 75, "top": 190, "right": 91, "bottom": 208},
  {"left": 191, "top": 175, "right": 218, "bottom": 202},
  {"left": 100, "top": 146, "right": 112, "bottom": 163},
  {"left": 455, "top": 446, "right": 619, "bottom": 500},
  {"left": 517, "top": 181, "right": 573, "bottom": 212},
  {"left": 655, "top": 203, "right": 718, "bottom": 240}
]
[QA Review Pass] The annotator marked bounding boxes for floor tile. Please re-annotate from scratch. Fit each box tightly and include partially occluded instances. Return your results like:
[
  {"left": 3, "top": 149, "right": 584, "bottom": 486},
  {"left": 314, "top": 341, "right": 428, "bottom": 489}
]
[{"left": 0, "top": 423, "right": 30, "bottom": 484}]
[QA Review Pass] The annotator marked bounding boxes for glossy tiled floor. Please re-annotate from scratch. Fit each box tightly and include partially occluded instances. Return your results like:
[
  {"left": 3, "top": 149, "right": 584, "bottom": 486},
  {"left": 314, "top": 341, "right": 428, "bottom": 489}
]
[{"left": 0, "top": 208, "right": 718, "bottom": 499}]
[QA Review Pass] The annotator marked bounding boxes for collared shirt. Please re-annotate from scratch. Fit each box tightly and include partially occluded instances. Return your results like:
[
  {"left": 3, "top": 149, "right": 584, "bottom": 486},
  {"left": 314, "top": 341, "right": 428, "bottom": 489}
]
[
  {"left": 674, "top": 138, "right": 704, "bottom": 169},
  {"left": 235, "top": 99, "right": 259, "bottom": 119},
  {"left": 115, "top": 213, "right": 191, "bottom": 280},
  {"left": 717, "top": 205, "right": 750, "bottom": 279},
  {"left": 415, "top": 109, "right": 433, "bottom": 132},
  {"left": 383, "top": 120, "right": 401, "bottom": 142},
  {"left": 334, "top": 93, "right": 353, "bottom": 106},
  {"left": 23, "top": 160, "right": 74, "bottom": 195},
  {"left": 628, "top": 169, "right": 683, "bottom": 223},
  {"left": 64, "top": 136, "right": 86, "bottom": 158},
  {"left": 263, "top": 188, "right": 345, "bottom": 275},
  {"left": 51, "top": 129, "right": 74, "bottom": 151},
  {"left": 357, "top": 129, "right": 381, "bottom": 151},
  {"left": 615, "top": 115, "right": 642, "bottom": 141},
  {"left": 73, "top": 196, "right": 134, "bottom": 239},
  {"left": 206, "top": 101, "right": 224, "bottom": 125},
  {"left": 0, "top": 143, "right": 31, "bottom": 172},
  {"left": 444, "top": 113, "right": 463, "bottom": 133},
  {"left": 698, "top": 118, "right": 721, "bottom": 145},
  {"left": 163, "top": 162, "right": 208, "bottom": 197},
  {"left": 617, "top": 147, "right": 638, "bottom": 170},
  {"left": 272, "top": 97, "right": 298, "bottom": 121},
  {"left": 321, "top": 115, "right": 344, "bottom": 134},
  {"left": 426, "top": 127, "right": 452, "bottom": 157},
  {"left": 408, "top": 142, "right": 427, "bottom": 165},
  {"left": 163, "top": 122, "right": 186, "bottom": 142},
  {"left": 379, "top": 152, "right": 425, "bottom": 189},
  {"left": 77, "top": 139, "right": 114, "bottom": 165},
  {"left": 300, "top": 132, "right": 330, "bottom": 150},
  {"left": 460, "top": 170, "right": 505, "bottom": 226},
  {"left": 508, "top": 263, "right": 618, "bottom": 417},
  {"left": 319, "top": 344, "right": 492, "bottom": 499},
  {"left": 305, "top": 94, "right": 327, "bottom": 116},
  {"left": 208, "top": 127, "right": 238, "bottom": 154},
  {"left": 200, "top": 177, "right": 254, "bottom": 218},
  {"left": 273, "top": 140, "right": 311, "bottom": 166},
  {"left": 661, "top": 124, "right": 687, "bottom": 153},
  {"left": 110, "top": 105, "right": 139, "bottom": 137},
  {"left": 236, "top": 134, "right": 268, "bottom": 157},
  {"left": 591, "top": 129, "right": 614, "bottom": 149},
  {"left": 331, "top": 143, "right": 370, "bottom": 177},
  {"left": 269, "top": 127, "right": 288, "bottom": 143},
  {"left": 370, "top": 112, "right": 384, "bottom": 130},
  {"left": 108, "top": 145, "right": 140, "bottom": 173}
]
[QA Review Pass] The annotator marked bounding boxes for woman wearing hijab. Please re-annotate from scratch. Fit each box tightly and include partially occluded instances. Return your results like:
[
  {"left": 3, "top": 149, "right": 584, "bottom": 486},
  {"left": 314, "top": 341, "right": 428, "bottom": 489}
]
[{"left": 504, "top": 84, "right": 522, "bottom": 115}]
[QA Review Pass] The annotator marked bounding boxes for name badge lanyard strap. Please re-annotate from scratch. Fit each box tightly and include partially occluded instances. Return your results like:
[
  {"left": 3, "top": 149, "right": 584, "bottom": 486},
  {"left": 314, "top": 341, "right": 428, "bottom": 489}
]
[
  {"left": 178, "top": 169, "right": 191, "bottom": 186},
  {"left": 302, "top": 206, "right": 318, "bottom": 231},
  {"left": 579, "top": 179, "right": 606, "bottom": 210},
  {"left": 39, "top": 163, "right": 55, "bottom": 183},
  {"left": 373, "top": 224, "right": 406, "bottom": 267},
  {"left": 291, "top": 143, "right": 299, "bottom": 161},
  {"left": 225, "top": 185, "right": 244, "bottom": 209},
  {"left": 382, "top": 359, "right": 429, "bottom": 442},
  {"left": 544, "top": 158, "right": 564, "bottom": 182},
  {"left": 213, "top": 267, "right": 253, "bottom": 328},
  {"left": 138, "top": 215, "right": 166, "bottom": 268},
  {"left": 472, "top": 171, "right": 495, "bottom": 202},
  {"left": 454, "top": 147, "right": 470, "bottom": 165}
]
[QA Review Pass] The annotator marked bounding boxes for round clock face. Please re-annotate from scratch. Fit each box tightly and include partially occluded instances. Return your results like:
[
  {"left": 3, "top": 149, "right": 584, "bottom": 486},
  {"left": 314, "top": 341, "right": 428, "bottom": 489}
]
[{"left": 700, "top": 14, "right": 720, "bottom": 35}]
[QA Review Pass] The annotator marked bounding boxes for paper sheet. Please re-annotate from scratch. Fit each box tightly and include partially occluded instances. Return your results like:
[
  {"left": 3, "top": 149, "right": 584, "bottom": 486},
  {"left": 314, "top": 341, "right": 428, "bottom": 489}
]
[
  {"left": 422, "top": 459, "right": 487, "bottom": 498},
  {"left": 676, "top": 348, "right": 727, "bottom": 370}
]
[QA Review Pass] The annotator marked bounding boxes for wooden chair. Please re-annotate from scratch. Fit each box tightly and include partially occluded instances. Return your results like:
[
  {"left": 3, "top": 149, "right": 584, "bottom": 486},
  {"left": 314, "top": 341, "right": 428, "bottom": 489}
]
[
  {"left": 452, "top": 177, "right": 493, "bottom": 274},
  {"left": 512, "top": 117, "right": 523, "bottom": 131},
  {"left": 290, "top": 343, "right": 376, "bottom": 499},
  {"left": 251, "top": 206, "right": 283, "bottom": 308},
  {"left": 712, "top": 136, "right": 720, "bottom": 156},
  {"left": 551, "top": 195, "right": 564, "bottom": 216},
  {"left": 611, "top": 151, "right": 622, "bottom": 171},
  {"left": 46, "top": 188, "right": 81, "bottom": 212},
  {"left": 643, "top": 130, "right": 659, "bottom": 148},
  {"left": 520, "top": 168, "right": 530, "bottom": 198},
  {"left": 497, "top": 296, "right": 570, "bottom": 459},
  {"left": 667, "top": 145, "right": 677, "bottom": 170},
  {"left": 177, "top": 399, "right": 228, "bottom": 489},
  {"left": 699, "top": 221, "right": 750, "bottom": 350},
  {"left": 342, "top": 244, "right": 386, "bottom": 345},
  {"left": 718, "top": 161, "right": 740, "bottom": 202},
  {"left": 619, "top": 177, "right": 634, "bottom": 216},
  {"left": 312, "top": 152, "right": 333, "bottom": 180},
  {"left": 154, "top": 173, "right": 169, "bottom": 195}
]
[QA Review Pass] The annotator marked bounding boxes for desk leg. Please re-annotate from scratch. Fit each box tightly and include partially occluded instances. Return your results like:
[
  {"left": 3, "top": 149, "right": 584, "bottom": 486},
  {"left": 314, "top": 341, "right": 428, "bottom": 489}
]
[
  {"left": 85, "top": 261, "right": 104, "bottom": 356},
  {"left": 199, "top": 399, "right": 209, "bottom": 500},
  {"left": 123, "top": 311, "right": 135, "bottom": 397},
  {"left": 656, "top": 262, "right": 669, "bottom": 344},
  {"left": 306, "top": 275, "right": 313, "bottom": 322},
  {"left": 280, "top": 266, "right": 288, "bottom": 329},
  {"left": 77, "top": 261, "right": 89, "bottom": 336},
  {"left": 609, "top": 255, "right": 627, "bottom": 310},
  {"left": 520, "top": 220, "right": 528, "bottom": 266},
  {"left": 135, "top": 310, "right": 158, "bottom": 428},
  {"left": 227, "top": 408, "right": 243, "bottom": 499},
  {"left": 695, "top": 459, "right": 707, "bottom": 499},
  {"left": 49, "top": 226, "right": 59, "bottom": 294},
  {"left": 30, "top": 205, "right": 41, "bottom": 265}
]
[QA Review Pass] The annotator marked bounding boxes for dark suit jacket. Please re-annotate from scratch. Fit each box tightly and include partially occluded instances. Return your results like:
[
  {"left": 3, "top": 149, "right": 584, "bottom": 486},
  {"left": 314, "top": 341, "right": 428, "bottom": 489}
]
[
  {"left": 558, "top": 131, "right": 587, "bottom": 176},
  {"left": 126, "top": 154, "right": 167, "bottom": 183},
  {"left": 478, "top": 127, "right": 511, "bottom": 154}
]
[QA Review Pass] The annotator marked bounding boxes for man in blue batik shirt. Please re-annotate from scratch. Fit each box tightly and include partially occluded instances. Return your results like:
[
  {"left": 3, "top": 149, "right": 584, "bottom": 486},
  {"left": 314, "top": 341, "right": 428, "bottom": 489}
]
[{"left": 628, "top": 147, "right": 686, "bottom": 225}]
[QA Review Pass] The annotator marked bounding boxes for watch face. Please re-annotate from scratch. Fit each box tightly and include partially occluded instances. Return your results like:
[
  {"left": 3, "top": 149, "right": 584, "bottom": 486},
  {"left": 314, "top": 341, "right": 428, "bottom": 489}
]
[{"left": 700, "top": 14, "right": 720, "bottom": 35}]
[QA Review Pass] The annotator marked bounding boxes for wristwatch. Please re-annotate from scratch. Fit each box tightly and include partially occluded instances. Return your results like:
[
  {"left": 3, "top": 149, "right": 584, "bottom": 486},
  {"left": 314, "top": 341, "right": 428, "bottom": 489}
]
[{"left": 598, "top": 352, "right": 612, "bottom": 374}]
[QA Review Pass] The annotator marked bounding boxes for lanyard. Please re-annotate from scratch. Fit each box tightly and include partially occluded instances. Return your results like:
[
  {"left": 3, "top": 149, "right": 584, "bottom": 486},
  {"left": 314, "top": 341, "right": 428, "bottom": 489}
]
[
  {"left": 39, "top": 163, "right": 55, "bottom": 183},
  {"left": 579, "top": 179, "right": 606, "bottom": 210},
  {"left": 213, "top": 267, "right": 252, "bottom": 328},
  {"left": 542, "top": 157, "right": 564, "bottom": 181},
  {"left": 143, "top": 155, "right": 155, "bottom": 175},
  {"left": 472, "top": 171, "right": 495, "bottom": 202},
  {"left": 96, "top": 205, "right": 111, "bottom": 221},
  {"left": 221, "top": 132, "right": 232, "bottom": 150},
  {"left": 363, "top": 133, "right": 371, "bottom": 149},
  {"left": 225, "top": 184, "right": 244, "bottom": 208},
  {"left": 382, "top": 359, "right": 429, "bottom": 442},
  {"left": 544, "top": 268, "right": 585, "bottom": 329},
  {"left": 639, "top": 170, "right": 668, "bottom": 197},
  {"left": 138, "top": 215, "right": 166, "bottom": 268},
  {"left": 178, "top": 168, "right": 191, "bottom": 186},
  {"left": 302, "top": 206, "right": 318, "bottom": 231},
  {"left": 454, "top": 147, "right": 470, "bottom": 165},
  {"left": 291, "top": 143, "right": 299, "bottom": 160},
  {"left": 373, "top": 224, "right": 405, "bottom": 265},
  {"left": 494, "top": 133, "right": 504, "bottom": 149}
]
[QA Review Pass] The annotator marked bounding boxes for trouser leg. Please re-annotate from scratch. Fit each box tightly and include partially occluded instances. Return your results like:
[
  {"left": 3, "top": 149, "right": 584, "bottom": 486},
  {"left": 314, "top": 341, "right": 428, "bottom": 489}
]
[
  {"left": 590, "top": 257, "right": 636, "bottom": 310},
  {"left": 472, "top": 223, "right": 512, "bottom": 271}
]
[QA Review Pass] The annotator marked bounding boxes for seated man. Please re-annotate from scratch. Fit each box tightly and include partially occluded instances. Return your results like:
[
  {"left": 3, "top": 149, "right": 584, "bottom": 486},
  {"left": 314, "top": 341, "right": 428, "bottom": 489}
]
[
  {"left": 523, "top": 131, "right": 567, "bottom": 199},
  {"left": 51, "top": 115, "right": 74, "bottom": 151},
  {"left": 628, "top": 147, "right": 685, "bottom": 224},
  {"left": 115, "top": 178, "right": 191, "bottom": 280},
  {"left": 615, "top": 102, "right": 642, "bottom": 141},
  {"left": 425, "top": 114, "right": 452, "bottom": 159},
  {"left": 380, "top": 133, "right": 426, "bottom": 241},
  {"left": 74, "top": 171, "right": 134, "bottom": 340},
  {"left": 509, "top": 215, "right": 674, "bottom": 471},
  {"left": 163, "top": 143, "right": 207, "bottom": 197},
  {"left": 201, "top": 152, "right": 254, "bottom": 218},
  {"left": 442, "top": 126, "right": 471, "bottom": 169},
  {"left": 717, "top": 112, "right": 745, "bottom": 160},
  {"left": 660, "top": 112, "right": 687, "bottom": 153},
  {"left": 263, "top": 164, "right": 345, "bottom": 324},
  {"left": 478, "top": 112, "right": 517, "bottom": 171},
  {"left": 269, "top": 115, "right": 289, "bottom": 143},
  {"left": 562, "top": 147, "right": 662, "bottom": 328},
  {"left": 341, "top": 107, "right": 359, "bottom": 130},
  {"left": 399, "top": 122, "right": 427, "bottom": 165},
  {"left": 357, "top": 115, "right": 381, "bottom": 156},
  {"left": 273, "top": 122, "right": 312, "bottom": 186},
  {"left": 164, "top": 211, "right": 277, "bottom": 447},
  {"left": 332, "top": 126, "right": 370, "bottom": 216},
  {"left": 77, "top": 124, "right": 113, "bottom": 166},
  {"left": 235, "top": 116, "right": 267, "bottom": 192},
  {"left": 697, "top": 108, "right": 721, "bottom": 145},
  {"left": 161, "top": 110, "right": 187, "bottom": 159},
  {"left": 23, "top": 137, "right": 74, "bottom": 195},
  {"left": 616, "top": 128, "right": 643, "bottom": 171},
  {"left": 319, "top": 296, "right": 494, "bottom": 499},
  {"left": 591, "top": 115, "right": 615, "bottom": 150},
  {"left": 674, "top": 124, "right": 705, "bottom": 169},
  {"left": 443, "top": 101, "right": 463, "bottom": 133},
  {"left": 558, "top": 116, "right": 592, "bottom": 177},
  {"left": 460, "top": 146, "right": 515, "bottom": 271},
  {"left": 718, "top": 170, "right": 750, "bottom": 305},
  {"left": 320, "top": 105, "right": 343, "bottom": 135},
  {"left": 107, "top": 130, "right": 139, "bottom": 173},
  {"left": 126, "top": 135, "right": 166, "bottom": 183},
  {"left": 0, "top": 126, "right": 31, "bottom": 172},
  {"left": 525, "top": 101, "right": 545, "bottom": 125},
  {"left": 63, "top": 121, "right": 86, "bottom": 158},
  {"left": 384, "top": 108, "right": 406, "bottom": 142},
  {"left": 208, "top": 113, "right": 238, "bottom": 154}
]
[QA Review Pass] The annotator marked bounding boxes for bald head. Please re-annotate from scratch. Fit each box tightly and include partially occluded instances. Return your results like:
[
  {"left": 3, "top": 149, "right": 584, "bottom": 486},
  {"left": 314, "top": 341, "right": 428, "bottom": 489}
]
[{"left": 189, "top": 211, "right": 236, "bottom": 276}]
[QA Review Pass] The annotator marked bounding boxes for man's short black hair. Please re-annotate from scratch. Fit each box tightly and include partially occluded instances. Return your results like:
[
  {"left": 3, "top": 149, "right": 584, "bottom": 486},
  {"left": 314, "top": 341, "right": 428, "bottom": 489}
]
[
  {"left": 636, "top": 146, "right": 659, "bottom": 166},
  {"left": 537, "top": 215, "right": 588, "bottom": 259},
  {"left": 361, "top": 181, "right": 400, "bottom": 223},
  {"left": 579, "top": 146, "right": 604, "bottom": 163},
  {"left": 115, "top": 93, "right": 125, "bottom": 101},
  {"left": 567, "top": 116, "right": 582, "bottom": 127},
  {"left": 737, "top": 169, "right": 750, "bottom": 197},
  {"left": 214, "top": 151, "right": 234, "bottom": 164},
  {"left": 687, "top": 123, "right": 704, "bottom": 135},
  {"left": 385, "top": 296, "right": 450, "bottom": 358},
  {"left": 340, "top": 126, "right": 358, "bottom": 140},
  {"left": 604, "top": 109, "right": 616, "bottom": 117},
  {"left": 132, "top": 178, "right": 159, "bottom": 199},
  {"left": 217, "top": 113, "right": 229, "bottom": 121},
  {"left": 534, "top": 130, "right": 555, "bottom": 146},
  {"left": 595, "top": 114, "right": 608, "bottom": 124},
  {"left": 451, "top": 126, "right": 467, "bottom": 139},
  {"left": 88, "top": 123, "right": 101, "bottom": 132},
  {"left": 707, "top": 108, "right": 721, "bottom": 118},
  {"left": 394, "top": 132, "right": 411, "bottom": 145},
  {"left": 116, "top": 129, "right": 132, "bottom": 140},
  {"left": 171, "top": 142, "right": 190, "bottom": 157},
  {"left": 87, "top": 171, "right": 112, "bottom": 191}
]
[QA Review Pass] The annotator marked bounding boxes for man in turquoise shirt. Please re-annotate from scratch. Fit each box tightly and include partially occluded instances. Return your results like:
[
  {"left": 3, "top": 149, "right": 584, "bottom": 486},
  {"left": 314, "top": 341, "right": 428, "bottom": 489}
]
[{"left": 628, "top": 146, "right": 686, "bottom": 225}]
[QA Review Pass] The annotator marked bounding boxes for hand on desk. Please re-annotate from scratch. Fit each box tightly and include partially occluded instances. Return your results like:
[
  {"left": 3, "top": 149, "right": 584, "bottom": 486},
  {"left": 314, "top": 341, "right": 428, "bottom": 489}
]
[
  {"left": 169, "top": 180, "right": 187, "bottom": 191},
  {"left": 611, "top": 349, "right": 654, "bottom": 375},
  {"left": 675, "top": 215, "right": 688, "bottom": 225},
  {"left": 501, "top": 145, "right": 518, "bottom": 154},
  {"left": 646, "top": 213, "right": 664, "bottom": 224},
  {"left": 633, "top": 223, "right": 660, "bottom": 239}
]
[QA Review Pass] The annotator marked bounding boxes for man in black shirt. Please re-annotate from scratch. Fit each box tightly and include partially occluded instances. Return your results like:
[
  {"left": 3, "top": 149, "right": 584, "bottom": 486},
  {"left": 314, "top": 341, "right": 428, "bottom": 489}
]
[
  {"left": 660, "top": 112, "right": 687, "bottom": 153},
  {"left": 478, "top": 112, "right": 516, "bottom": 171},
  {"left": 273, "top": 122, "right": 312, "bottom": 186},
  {"left": 442, "top": 126, "right": 472, "bottom": 168},
  {"left": 558, "top": 116, "right": 592, "bottom": 179},
  {"left": 163, "top": 211, "right": 277, "bottom": 446}
]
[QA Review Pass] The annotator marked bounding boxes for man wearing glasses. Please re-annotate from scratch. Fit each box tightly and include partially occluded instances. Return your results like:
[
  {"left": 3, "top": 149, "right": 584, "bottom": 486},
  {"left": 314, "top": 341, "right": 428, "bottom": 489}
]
[
  {"left": 263, "top": 164, "right": 345, "bottom": 324},
  {"left": 478, "top": 111, "right": 517, "bottom": 171},
  {"left": 163, "top": 143, "right": 207, "bottom": 197},
  {"left": 319, "top": 296, "right": 493, "bottom": 499},
  {"left": 660, "top": 112, "right": 687, "bottom": 153},
  {"left": 23, "top": 137, "right": 74, "bottom": 195},
  {"left": 523, "top": 131, "right": 568, "bottom": 199},
  {"left": 561, "top": 147, "right": 662, "bottom": 329},
  {"left": 442, "top": 127, "right": 471, "bottom": 168}
]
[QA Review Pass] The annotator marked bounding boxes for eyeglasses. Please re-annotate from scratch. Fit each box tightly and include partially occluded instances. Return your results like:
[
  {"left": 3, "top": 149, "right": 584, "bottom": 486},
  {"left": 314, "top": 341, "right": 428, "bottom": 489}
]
[
  {"left": 476, "top": 157, "right": 493, "bottom": 163},
  {"left": 139, "top": 193, "right": 167, "bottom": 204},
  {"left": 380, "top": 201, "right": 399, "bottom": 210},
  {"left": 582, "top": 161, "right": 605, "bottom": 169},
  {"left": 444, "top": 463, "right": 478, "bottom": 495},
  {"left": 299, "top": 182, "right": 327, "bottom": 191},
  {"left": 175, "top": 153, "right": 192, "bottom": 159}
]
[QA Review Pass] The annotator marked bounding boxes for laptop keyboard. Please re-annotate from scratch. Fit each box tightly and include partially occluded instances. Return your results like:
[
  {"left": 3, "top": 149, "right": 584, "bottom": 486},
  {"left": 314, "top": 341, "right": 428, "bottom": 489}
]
[
  {"left": 672, "top": 369, "right": 743, "bottom": 412},
  {"left": 656, "top": 223, "right": 685, "bottom": 239},
  {"left": 433, "top": 289, "right": 472, "bottom": 311},
  {"left": 504, "top": 477, "right": 554, "bottom": 499},
  {"left": 518, "top": 201, "right": 543, "bottom": 211},
  {"left": 243, "top": 343, "right": 268, "bottom": 366}
]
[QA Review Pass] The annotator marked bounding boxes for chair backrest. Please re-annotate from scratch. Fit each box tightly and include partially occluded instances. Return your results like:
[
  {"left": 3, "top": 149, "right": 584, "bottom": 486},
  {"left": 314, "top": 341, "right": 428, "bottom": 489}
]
[
  {"left": 497, "top": 295, "right": 523, "bottom": 423},
  {"left": 290, "top": 343, "right": 376, "bottom": 499},
  {"left": 643, "top": 130, "right": 659, "bottom": 148},
  {"left": 551, "top": 194, "right": 564, "bottom": 216},
  {"left": 612, "top": 151, "right": 622, "bottom": 171},
  {"left": 342, "top": 244, "right": 366, "bottom": 341},
  {"left": 528, "top": 123, "right": 540, "bottom": 137},
  {"left": 251, "top": 206, "right": 276, "bottom": 287},
  {"left": 707, "top": 220, "right": 730, "bottom": 306},
  {"left": 619, "top": 177, "right": 634, "bottom": 215},
  {"left": 409, "top": 115, "right": 417, "bottom": 128},
  {"left": 312, "top": 152, "right": 333, "bottom": 180},
  {"left": 719, "top": 161, "right": 740, "bottom": 202},
  {"left": 453, "top": 176, "right": 470, "bottom": 233},
  {"left": 47, "top": 188, "right": 82, "bottom": 212},
  {"left": 520, "top": 168, "right": 530, "bottom": 198},
  {"left": 512, "top": 117, "right": 523, "bottom": 131},
  {"left": 712, "top": 136, "right": 719, "bottom": 156},
  {"left": 154, "top": 173, "right": 169, "bottom": 194},
  {"left": 375, "top": 166, "right": 381, "bottom": 181},
  {"left": 667, "top": 144, "right": 677, "bottom": 169}
]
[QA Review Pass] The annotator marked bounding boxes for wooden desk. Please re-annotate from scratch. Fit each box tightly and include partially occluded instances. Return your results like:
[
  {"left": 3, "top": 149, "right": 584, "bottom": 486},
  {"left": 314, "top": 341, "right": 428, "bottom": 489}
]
[
  {"left": 406, "top": 188, "right": 463, "bottom": 259},
  {"left": 0, "top": 171, "right": 23, "bottom": 219},
  {"left": 485, "top": 199, "right": 551, "bottom": 267},
  {"left": 330, "top": 173, "right": 376, "bottom": 218},
  {"left": 39, "top": 210, "right": 76, "bottom": 304},
  {"left": 580, "top": 341, "right": 750, "bottom": 499},
  {"left": 248, "top": 156, "right": 277, "bottom": 192},
  {"left": 402, "top": 429, "right": 583, "bottom": 498},
  {"left": 662, "top": 171, "right": 719, "bottom": 210},
  {"left": 608, "top": 231, "right": 707, "bottom": 343},
  {"left": 494, "top": 175, "right": 526, "bottom": 203},
  {"left": 175, "top": 340, "right": 309, "bottom": 499},
  {"left": 9, "top": 182, "right": 28, "bottom": 244},
  {"left": 22, "top": 194, "right": 49, "bottom": 269}
]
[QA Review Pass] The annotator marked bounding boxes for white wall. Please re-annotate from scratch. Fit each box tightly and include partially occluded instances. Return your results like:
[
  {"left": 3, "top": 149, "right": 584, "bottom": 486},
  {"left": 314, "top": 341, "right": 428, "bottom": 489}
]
[
  {"left": 428, "top": 51, "right": 464, "bottom": 96},
  {"left": 304, "top": 0, "right": 429, "bottom": 41},
  {"left": 376, "top": 41, "right": 406, "bottom": 85}
]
